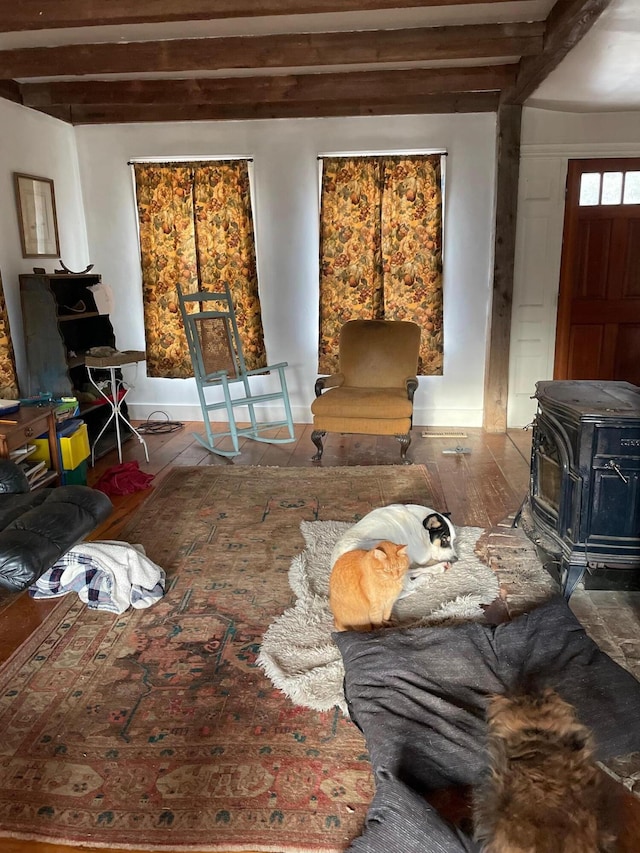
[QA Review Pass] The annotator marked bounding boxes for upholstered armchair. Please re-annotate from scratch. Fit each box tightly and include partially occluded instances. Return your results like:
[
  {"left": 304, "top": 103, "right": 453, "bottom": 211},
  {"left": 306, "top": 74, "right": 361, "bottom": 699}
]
[{"left": 311, "top": 319, "right": 421, "bottom": 464}]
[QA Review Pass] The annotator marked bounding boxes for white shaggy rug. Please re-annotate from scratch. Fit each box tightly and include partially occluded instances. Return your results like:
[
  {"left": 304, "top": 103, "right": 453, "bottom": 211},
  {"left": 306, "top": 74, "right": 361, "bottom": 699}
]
[{"left": 258, "top": 520, "right": 499, "bottom": 714}]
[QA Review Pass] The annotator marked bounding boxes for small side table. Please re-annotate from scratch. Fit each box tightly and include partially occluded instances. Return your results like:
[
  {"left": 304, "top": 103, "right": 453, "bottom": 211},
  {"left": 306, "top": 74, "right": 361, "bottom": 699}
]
[
  {"left": 0, "top": 405, "right": 60, "bottom": 486},
  {"left": 85, "top": 350, "right": 149, "bottom": 465}
]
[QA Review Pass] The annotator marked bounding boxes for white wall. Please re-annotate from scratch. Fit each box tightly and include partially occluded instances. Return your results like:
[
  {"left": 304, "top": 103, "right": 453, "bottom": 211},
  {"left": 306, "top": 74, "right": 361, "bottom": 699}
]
[
  {"left": 0, "top": 99, "right": 89, "bottom": 393},
  {"left": 75, "top": 113, "right": 497, "bottom": 427},
  {"left": 508, "top": 107, "right": 640, "bottom": 428},
  {"left": 4, "top": 102, "right": 640, "bottom": 431}
]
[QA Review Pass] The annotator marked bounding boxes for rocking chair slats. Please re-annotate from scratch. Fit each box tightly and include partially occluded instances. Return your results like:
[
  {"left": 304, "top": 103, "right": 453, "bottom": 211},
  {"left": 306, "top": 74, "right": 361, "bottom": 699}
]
[{"left": 176, "top": 282, "right": 295, "bottom": 458}]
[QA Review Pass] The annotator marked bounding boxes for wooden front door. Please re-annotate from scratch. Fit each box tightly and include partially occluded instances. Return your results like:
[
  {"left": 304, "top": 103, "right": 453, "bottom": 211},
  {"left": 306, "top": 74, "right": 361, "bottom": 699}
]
[{"left": 554, "top": 158, "right": 640, "bottom": 383}]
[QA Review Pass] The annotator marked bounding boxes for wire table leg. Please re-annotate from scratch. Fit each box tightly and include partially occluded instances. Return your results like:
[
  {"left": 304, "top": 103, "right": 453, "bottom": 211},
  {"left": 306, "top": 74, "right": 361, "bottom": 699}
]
[{"left": 86, "top": 365, "right": 149, "bottom": 465}]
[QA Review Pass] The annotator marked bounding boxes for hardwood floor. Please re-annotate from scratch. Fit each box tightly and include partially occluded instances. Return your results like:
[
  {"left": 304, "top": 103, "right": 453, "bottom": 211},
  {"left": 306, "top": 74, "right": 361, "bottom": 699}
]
[
  {"left": 0, "top": 421, "right": 532, "bottom": 853},
  {"left": 88, "top": 421, "right": 533, "bottom": 535}
]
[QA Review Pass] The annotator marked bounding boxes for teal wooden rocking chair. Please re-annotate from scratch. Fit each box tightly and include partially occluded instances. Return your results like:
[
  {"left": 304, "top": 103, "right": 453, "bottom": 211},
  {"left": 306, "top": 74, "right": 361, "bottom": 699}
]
[{"left": 176, "top": 283, "right": 295, "bottom": 458}]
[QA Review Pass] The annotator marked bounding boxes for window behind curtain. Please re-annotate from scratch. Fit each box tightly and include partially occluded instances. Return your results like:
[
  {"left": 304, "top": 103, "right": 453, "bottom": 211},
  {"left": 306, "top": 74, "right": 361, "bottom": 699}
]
[
  {"left": 318, "top": 155, "right": 443, "bottom": 376},
  {"left": 133, "top": 160, "right": 266, "bottom": 378}
]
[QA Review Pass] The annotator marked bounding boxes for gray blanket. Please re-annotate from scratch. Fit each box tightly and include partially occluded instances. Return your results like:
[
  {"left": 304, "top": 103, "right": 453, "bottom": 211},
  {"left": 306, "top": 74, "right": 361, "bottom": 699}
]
[{"left": 335, "top": 595, "right": 640, "bottom": 851}]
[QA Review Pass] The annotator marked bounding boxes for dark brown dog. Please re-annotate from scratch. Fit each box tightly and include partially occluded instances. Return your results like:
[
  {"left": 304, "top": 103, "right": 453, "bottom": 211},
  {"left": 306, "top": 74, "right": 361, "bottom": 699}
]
[{"left": 473, "top": 689, "right": 619, "bottom": 853}]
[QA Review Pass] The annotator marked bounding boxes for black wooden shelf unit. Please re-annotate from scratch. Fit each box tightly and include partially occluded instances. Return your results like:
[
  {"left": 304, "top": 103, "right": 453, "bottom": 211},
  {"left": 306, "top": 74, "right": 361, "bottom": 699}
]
[{"left": 20, "top": 272, "right": 132, "bottom": 463}]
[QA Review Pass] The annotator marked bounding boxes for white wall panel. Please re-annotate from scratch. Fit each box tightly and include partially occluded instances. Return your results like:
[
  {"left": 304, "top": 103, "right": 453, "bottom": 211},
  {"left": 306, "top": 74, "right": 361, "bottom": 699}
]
[
  {"left": 75, "top": 113, "right": 497, "bottom": 427},
  {"left": 508, "top": 107, "right": 640, "bottom": 427},
  {"left": 0, "top": 99, "right": 89, "bottom": 393}
]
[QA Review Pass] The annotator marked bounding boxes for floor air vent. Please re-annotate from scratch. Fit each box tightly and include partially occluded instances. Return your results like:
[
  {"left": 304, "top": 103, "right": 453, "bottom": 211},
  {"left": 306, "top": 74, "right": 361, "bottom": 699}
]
[{"left": 421, "top": 430, "right": 468, "bottom": 439}]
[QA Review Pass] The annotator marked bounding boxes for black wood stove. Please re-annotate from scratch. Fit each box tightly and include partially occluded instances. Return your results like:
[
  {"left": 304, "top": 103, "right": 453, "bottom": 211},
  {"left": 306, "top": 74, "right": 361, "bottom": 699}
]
[{"left": 519, "top": 380, "right": 640, "bottom": 598}]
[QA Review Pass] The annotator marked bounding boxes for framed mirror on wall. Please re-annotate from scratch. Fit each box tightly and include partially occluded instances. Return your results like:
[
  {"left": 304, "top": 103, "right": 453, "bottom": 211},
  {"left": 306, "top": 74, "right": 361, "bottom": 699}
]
[{"left": 13, "top": 173, "right": 60, "bottom": 258}]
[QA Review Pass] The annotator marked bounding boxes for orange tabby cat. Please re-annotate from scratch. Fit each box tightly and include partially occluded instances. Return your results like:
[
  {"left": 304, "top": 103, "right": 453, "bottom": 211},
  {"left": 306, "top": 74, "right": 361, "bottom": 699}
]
[{"left": 329, "top": 540, "right": 409, "bottom": 632}]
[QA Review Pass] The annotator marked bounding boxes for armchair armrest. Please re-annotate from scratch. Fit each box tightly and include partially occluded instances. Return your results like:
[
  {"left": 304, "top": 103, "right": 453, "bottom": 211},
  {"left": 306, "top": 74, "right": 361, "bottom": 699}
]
[
  {"left": 406, "top": 377, "right": 418, "bottom": 427},
  {"left": 314, "top": 373, "right": 345, "bottom": 397},
  {"left": 406, "top": 377, "right": 418, "bottom": 402},
  {"left": 0, "top": 460, "right": 30, "bottom": 495}
]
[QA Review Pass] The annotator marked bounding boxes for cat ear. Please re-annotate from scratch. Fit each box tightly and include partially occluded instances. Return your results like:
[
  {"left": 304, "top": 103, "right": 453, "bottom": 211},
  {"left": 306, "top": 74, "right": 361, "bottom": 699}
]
[
  {"left": 423, "top": 513, "right": 441, "bottom": 530},
  {"left": 371, "top": 547, "right": 387, "bottom": 561},
  {"left": 397, "top": 544, "right": 409, "bottom": 556}
]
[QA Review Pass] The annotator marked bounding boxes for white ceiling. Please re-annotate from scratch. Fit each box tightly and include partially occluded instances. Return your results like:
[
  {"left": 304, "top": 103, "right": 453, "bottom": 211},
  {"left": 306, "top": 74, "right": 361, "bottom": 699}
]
[
  {"left": 0, "top": 2, "right": 553, "bottom": 51},
  {"left": 529, "top": 0, "right": 640, "bottom": 112}
]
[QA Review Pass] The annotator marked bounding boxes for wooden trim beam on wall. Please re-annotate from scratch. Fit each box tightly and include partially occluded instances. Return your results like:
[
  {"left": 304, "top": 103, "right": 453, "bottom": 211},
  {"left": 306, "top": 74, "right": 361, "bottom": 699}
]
[
  {"left": 0, "top": 22, "right": 543, "bottom": 79},
  {"left": 483, "top": 103, "right": 521, "bottom": 433},
  {"left": 0, "top": 0, "right": 520, "bottom": 31}
]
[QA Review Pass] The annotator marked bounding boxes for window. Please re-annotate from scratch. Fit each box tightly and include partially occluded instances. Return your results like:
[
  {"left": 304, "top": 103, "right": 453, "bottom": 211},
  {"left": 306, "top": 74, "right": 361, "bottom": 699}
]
[
  {"left": 578, "top": 170, "right": 640, "bottom": 206},
  {"left": 318, "top": 154, "right": 443, "bottom": 376},
  {"left": 133, "top": 160, "right": 265, "bottom": 379}
]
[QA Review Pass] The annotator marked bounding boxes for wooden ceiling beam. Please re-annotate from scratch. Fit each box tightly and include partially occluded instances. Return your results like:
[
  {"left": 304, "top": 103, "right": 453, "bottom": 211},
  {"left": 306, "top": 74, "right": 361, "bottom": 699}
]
[
  {"left": 505, "top": 0, "right": 612, "bottom": 104},
  {"left": 0, "top": 22, "right": 543, "bottom": 79},
  {"left": 35, "top": 91, "right": 500, "bottom": 124},
  {"left": 22, "top": 65, "right": 516, "bottom": 107},
  {"left": 0, "top": 79, "right": 21, "bottom": 104},
  {"left": 1, "top": 1, "right": 519, "bottom": 32}
]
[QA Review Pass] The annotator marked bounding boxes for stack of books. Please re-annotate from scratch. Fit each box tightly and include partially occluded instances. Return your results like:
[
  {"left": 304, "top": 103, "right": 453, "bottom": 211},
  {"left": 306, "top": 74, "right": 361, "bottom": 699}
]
[
  {"left": 55, "top": 396, "right": 80, "bottom": 424},
  {"left": 19, "top": 458, "right": 49, "bottom": 488},
  {"left": 9, "top": 443, "right": 37, "bottom": 462},
  {"left": 10, "top": 444, "right": 51, "bottom": 489}
]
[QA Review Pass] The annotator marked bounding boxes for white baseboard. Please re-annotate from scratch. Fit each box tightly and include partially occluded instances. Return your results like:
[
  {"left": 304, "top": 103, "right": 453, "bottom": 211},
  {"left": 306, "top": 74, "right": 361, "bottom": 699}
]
[
  {"left": 127, "top": 402, "right": 311, "bottom": 423},
  {"left": 412, "top": 406, "right": 483, "bottom": 428},
  {"left": 127, "top": 402, "right": 484, "bottom": 428}
]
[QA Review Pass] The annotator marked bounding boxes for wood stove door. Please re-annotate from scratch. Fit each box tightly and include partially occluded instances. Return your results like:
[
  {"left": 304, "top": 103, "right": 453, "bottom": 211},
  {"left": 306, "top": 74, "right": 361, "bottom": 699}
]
[
  {"left": 555, "top": 158, "right": 640, "bottom": 385},
  {"left": 589, "top": 425, "right": 640, "bottom": 552},
  {"left": 590, "top": 467, "right": 640, "bottom": 541}
]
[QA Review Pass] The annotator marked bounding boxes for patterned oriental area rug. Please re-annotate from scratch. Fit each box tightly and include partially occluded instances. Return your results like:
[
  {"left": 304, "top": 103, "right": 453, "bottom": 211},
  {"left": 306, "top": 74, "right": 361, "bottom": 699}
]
[
  {"left": 0, "top": 466, "right": 560, "bottom": 852},
  {"left": 0, "top": 465, "right": 449, "bottom": 852}
]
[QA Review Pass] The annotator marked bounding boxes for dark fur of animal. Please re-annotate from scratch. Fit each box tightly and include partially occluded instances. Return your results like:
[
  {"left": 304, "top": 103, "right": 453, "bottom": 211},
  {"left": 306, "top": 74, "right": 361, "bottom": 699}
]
[{"left": 473, "top": 688, "right": 619, "bottom": 853}]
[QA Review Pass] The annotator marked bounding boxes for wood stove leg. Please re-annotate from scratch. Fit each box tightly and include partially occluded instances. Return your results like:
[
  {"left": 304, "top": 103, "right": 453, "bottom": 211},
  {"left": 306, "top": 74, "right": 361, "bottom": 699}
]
[
  {"left": 512, "top": 498, "right": 525, "bottom": 528},
  {"left": 561, "top": 561, "right": 587, "bottom": 600}
]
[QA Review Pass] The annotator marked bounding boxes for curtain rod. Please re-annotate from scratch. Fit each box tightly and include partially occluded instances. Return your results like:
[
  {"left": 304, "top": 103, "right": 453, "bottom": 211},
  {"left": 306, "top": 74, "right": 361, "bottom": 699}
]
[
  {"left": 317, "top": 152, "right": 447, "bottom": 159},
  {"left": 128, "top": 157, "right": 253, "bottom": 164}
]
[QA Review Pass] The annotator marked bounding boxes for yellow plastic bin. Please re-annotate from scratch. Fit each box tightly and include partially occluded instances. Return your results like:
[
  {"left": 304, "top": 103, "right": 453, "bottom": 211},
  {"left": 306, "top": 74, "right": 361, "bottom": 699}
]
[
  {"left": 30, "top": 437, "right": 52, "bottom": 468},
  {"left": 59, "top": 422, "right": 90, "bottom": 470}
]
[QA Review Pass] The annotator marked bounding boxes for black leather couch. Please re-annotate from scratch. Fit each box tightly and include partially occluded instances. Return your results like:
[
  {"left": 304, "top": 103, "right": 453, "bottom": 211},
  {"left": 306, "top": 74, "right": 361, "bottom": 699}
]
[{"left": 0, "top": 460, "right": 113, "bottom": 593}]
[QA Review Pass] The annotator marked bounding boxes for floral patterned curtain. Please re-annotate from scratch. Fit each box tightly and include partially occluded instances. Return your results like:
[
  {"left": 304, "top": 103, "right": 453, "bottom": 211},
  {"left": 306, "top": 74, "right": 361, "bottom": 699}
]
[
  {"left": 0, "top": 273, "right": 19, "bottom": 399},
  {"left": 318, "top": 155, "right": 443, "bottom": 375},
  {"left": 134, "top": 161, "right": 265, "bottom": 378}
]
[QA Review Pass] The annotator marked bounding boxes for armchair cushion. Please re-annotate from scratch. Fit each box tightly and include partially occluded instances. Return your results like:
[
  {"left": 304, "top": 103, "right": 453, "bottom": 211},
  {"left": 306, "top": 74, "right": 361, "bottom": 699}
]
[
  {"left": 311, "top": 387, "right": 414, "bottom": 420},
  {"left": 337, "top": 319, "right": 421, "bottom": 388},
  {"left": 0, "top": 459, "right": 31, "bottom": 494},
  {"left": 0, "top": 461, "right": 113, "bottom": 593}
]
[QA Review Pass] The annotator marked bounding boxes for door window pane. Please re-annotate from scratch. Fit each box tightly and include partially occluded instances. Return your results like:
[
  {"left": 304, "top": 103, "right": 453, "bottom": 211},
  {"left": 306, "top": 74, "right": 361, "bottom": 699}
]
[
  {"left": 579, "top": 173, "right": 600, "bottom": 206},
  {"left": 601, "top": 172, "right": 623, "bottom": 204},
  {"left": 623, "top": 171, "right": 640, "bottom": 204}
]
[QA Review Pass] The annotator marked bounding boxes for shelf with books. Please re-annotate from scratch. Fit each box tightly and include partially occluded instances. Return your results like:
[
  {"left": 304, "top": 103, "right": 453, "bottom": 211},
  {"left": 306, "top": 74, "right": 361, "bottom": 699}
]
[
  {"left": 19, "top": 456, "right": 47, "bottom": 485},
  {"left": 9, "top": 443, "right": 38, "bottom": 463},
  {"left": 7, "top": 441, "right": 55, "bottom": 489},
  {"left": 28, "top": 468, "right": 58, "bottom": 490},
  {"left": 20, "top": 272, "right": 132, "bottom": 462}
]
